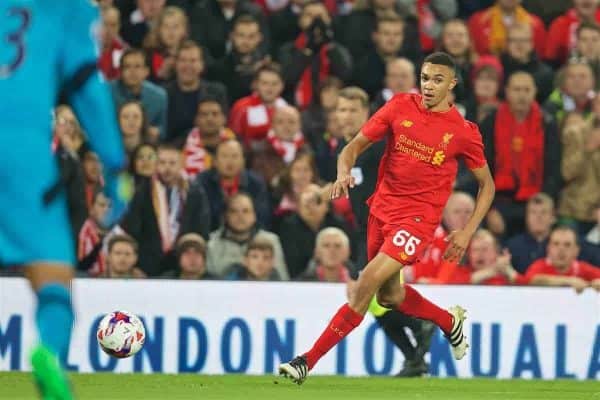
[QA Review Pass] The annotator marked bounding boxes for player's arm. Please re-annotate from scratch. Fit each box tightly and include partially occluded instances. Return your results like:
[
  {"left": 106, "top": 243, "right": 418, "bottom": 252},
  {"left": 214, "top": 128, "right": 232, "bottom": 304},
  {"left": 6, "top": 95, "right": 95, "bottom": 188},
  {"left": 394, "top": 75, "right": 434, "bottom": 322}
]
[
  {"left": 331, "top": 132, "right": 373, "bottom": 199},
  {"left": 444, "top": 164, "right": 495, "bottom": 261}
]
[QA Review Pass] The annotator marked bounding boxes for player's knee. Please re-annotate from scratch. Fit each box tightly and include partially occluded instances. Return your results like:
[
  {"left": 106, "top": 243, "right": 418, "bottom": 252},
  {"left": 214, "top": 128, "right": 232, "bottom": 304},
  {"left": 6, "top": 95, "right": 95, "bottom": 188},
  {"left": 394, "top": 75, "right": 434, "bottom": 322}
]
[{"left": 376, "top": 289, "right": 401, "bottom": 309}]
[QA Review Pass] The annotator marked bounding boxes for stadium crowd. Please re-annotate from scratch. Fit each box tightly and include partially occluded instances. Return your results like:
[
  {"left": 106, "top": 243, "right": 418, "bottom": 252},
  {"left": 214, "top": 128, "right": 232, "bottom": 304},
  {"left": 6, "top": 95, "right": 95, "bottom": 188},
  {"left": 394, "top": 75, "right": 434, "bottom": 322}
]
[{"left": 6, "top": 0, "right": 600, "bottom": 293}]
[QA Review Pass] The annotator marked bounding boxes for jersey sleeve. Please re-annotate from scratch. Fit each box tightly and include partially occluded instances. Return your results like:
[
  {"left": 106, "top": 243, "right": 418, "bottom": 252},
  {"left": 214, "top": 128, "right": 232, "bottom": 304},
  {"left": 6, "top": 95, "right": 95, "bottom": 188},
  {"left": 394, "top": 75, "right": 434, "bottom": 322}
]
[
  {"left": 361, "top": 96, "right": 397, "bottom": 142},
  {"left": 460, "top": 122, "right": 487, "bottom": 170},
  {"left": 522, "top": 259, "right": 548, "bottom": 283},
  {"left": 60, "top": 1, "right": 125, "bottom": 171}
]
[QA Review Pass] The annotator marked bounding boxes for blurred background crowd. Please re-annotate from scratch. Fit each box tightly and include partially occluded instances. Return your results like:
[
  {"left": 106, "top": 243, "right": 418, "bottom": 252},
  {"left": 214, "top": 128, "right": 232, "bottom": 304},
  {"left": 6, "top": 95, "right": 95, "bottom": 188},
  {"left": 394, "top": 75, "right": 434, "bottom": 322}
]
[{"left": 4, "top": 0, "right": 600, "bottom": 294}]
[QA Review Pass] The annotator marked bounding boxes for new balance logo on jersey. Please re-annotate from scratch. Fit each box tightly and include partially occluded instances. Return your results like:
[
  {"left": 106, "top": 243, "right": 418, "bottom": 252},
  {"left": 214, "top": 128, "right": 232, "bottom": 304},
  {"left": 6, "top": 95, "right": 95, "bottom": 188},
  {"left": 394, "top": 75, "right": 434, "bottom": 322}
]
[{"left": 401, "top": 120, "right": 413, "bottom": 128}]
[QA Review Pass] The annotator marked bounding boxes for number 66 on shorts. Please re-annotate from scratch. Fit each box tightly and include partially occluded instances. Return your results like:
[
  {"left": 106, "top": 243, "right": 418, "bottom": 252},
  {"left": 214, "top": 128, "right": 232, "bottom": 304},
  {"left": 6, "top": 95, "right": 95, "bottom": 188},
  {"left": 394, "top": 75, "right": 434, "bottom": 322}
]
[{"left": 392, "top": 230, "right": 422, "bottom": 256}]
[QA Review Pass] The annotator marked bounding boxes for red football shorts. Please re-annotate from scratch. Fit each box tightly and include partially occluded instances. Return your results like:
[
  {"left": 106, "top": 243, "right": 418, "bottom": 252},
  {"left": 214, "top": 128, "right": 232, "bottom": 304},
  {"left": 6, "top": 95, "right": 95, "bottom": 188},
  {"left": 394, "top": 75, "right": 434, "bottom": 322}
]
[{"left": 366, "top": 214, "right": 437, "bottom": 265}]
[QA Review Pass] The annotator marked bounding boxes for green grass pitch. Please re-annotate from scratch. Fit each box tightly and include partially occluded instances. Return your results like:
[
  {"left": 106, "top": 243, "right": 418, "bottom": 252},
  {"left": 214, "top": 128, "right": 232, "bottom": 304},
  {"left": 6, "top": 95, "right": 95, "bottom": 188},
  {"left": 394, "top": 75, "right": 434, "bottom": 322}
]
[{"left": 2, "top": 372, "right": 599, "bottom": 400}]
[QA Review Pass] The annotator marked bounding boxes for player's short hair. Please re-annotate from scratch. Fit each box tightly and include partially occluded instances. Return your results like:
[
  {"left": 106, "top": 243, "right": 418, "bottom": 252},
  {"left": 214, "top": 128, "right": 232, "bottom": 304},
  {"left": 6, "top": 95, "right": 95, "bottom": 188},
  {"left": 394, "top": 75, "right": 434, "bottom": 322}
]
[
  {"left": 338, "top": 86, "right": 370, "bottom": 109},
  {"left": 245, "top": 236, "right": 275, "bottom": 256},
  {"left": 253, "top": 63, "right": 283, "bottom": 82},
  {"left": 375, "top": 14, "right": 404, "bottom": 31},
  {"left": 549, "top": 225, "right": 580, "bottom": 246},
  {"left": 316, "top": 227, "right": 350, "bottom": 249},
  {"left": 423, "top": 51, "right": 456, "bottom": 73},
  {"left": 120, "top": 48, "right": 148, "bottom": 67},
  {"left": 527, "top": 192, "right": 555, "bottom": 211},
  {"left": 577, "top": 21, "right": 600, "bottom": 37},
  {"left": 176, "top": 40, "right": 203, "bottom": 60},
  {"left": 234, "top": 14, "right": 260, "bottom": 29},
  {"left": 108, "top": 234, "right": 138, "bottom": 253}
]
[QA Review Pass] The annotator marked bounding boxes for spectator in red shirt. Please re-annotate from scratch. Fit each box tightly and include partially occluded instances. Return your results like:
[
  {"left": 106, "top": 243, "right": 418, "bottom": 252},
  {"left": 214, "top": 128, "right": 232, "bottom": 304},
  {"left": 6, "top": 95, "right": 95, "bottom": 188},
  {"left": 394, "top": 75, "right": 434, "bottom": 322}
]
[
  {"left": 468, "top": 0, "right": 546, "bottom": 57},
  {"left": 99, "top": 6, "right": 127, "bottom": 80},
  {"left": 545, "top": 0, "right": 600, "bottom": 66},
  {"left": 525, "top": 225, "right": 600, "bottom": 292},
  {"left": 446, "top": 229, "right": 524, "bottom": 285},
  {"left": 143, "top": 6, "right": 188, "bottom": 83},
  {"left": 228, "top": 64, "right": 287, "bottom": 148}
]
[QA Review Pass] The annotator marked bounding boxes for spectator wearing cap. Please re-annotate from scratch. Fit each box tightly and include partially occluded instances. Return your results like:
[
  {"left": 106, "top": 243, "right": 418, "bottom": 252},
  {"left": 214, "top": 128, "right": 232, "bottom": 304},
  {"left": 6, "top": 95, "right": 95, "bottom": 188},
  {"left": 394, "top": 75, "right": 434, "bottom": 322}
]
[
  {"left": 545, "top": 0, "right": 600, "bottom": 66},
  {"left": 481, "top": 71, "right": 561, "bottom": 238},
  {"left": 500, "top": 23, "right": 554, "bottom": 103},
  {"left": 182, "top": 98, "right": 236, "bottom": 180},
  {"left": 228, "top": 64, "right": 288, "bottom": 149},
  {"left": 206, "top": 193, "right": 288, "bottom": 279},
  {"left": 437, "top": 19, "right": 477, "bottom": 103},
  {"left": 524, "top": 226, "right": 600, "bottom": 292},
  {"left": 110, "top": 48, "right": 168, "bottom": 140},
  {"left": 464, "top": 55, "right": 503, "bottom": 124},
  {"left": 370, "top": 57, "right": 418, "bottom": 113},
  {"left": 505, "top": 193, "right": 556, "bottom": 274},
  {"left": 165, "top": 41, "right": 228, "bottom": 144},
  {"left": 98, "top": 6, "right": 127, "bottom": 80},
  {"left": 195, "top": 139, "right": 270, "bottom": 231},
  {"left": 105, "top": 234, "right": 144, "bottom": 279},
  {"left": 468, "top": 0, "right": 546, "bottom": 57},
  {"left": 301, "top": 227, "right": 353, "bottom": 282},
  {"left": 227, "top": 237, "right": 282, "bottom": 281},
  {"left": 544, "top": 59, "right": 596, "bottom": 125},
  {"left": 279, "top": 1, "right": 353, "bottom": 109},
  {"left": 162, "top": 233, "right": 216, "bottom": 279}
]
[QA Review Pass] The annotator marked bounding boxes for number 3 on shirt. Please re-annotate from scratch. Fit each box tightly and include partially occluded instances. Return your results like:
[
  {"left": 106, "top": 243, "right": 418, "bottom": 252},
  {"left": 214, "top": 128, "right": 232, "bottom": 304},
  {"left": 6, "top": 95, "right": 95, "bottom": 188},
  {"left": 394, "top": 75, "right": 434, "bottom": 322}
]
[{"left": 392, "top": 230, "right": 421, "bottom": 256}]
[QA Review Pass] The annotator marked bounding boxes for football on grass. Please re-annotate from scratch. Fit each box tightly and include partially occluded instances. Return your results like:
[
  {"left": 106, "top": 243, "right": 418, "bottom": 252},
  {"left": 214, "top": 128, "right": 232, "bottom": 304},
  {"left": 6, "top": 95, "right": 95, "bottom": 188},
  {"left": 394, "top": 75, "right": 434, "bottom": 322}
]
[{"left": 96, "top": 311, "right": 145, "bottom": 358}]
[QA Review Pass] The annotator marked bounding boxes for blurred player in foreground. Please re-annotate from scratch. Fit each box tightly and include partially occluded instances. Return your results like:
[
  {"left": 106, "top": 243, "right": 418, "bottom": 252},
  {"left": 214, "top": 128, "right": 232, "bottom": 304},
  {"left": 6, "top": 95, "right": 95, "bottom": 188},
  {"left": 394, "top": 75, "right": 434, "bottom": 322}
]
[
  {"left": 0, "top": 1, "right": 127, "bottom": 398},
  {"left": 279, "top": 52, "right": 495, "bottom": 384}
]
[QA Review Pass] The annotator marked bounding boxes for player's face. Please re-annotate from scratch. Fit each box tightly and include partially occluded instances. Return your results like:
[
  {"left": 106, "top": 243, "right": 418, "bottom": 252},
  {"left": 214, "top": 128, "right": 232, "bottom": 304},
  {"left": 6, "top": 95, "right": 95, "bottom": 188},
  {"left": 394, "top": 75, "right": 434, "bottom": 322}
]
[
  {"left": 255, "top": 71, "right": 284, "bottom": 103},
  {"left": 336, "top": 97, "right": 368, "bottom": 139},
  {"left": 547, "top": 231, "right": 580, "bottom": 269},
  {"left": 232, "top": 22, "right": 262, "bottom": 54},
  {"left": 179, "top": 248, "right": 205, "bottom": 275},
  {"left": 316, "top": 234, "right": 349, "bottom": 268},
  {"left": 196, "top": 102, "right": 225, "bottom": 135},
  {"left": 91, "top": 193, "right": 110, "bottom": 224},
  {"left": 442, "top": 21, "right": 469, "bottom": 57},
  {"left": 160, "top": 14, "right": 186, "bottom": 48},
  {"left": 420, "top": 63, "right": 456, "bottom": 109},
  {"left": 373, "top": 22, "right": 404, "bottom": 55},
  {"left": 272, "top": 108, "right": 301, "bottom": 141},
  {"left": 226, "top": 196, "right": 257, "bottom": 233},
  {"left": 176, "top": 47, "right": 204, "bottom": 84},
  {"left": 108, "top": 242, "right": 137, "bottom": 275},
  {"left": 215, "top": 141, "right": 244, "bottom": 178},
  {"left": 526, "top": 202, "right": 555, "bottom": 237},
  {"left": 290, "top": 156, "right": 314, "bottom": 190},
  {"left": 156, "top": 149, "right": 182, "bottom": 186},
  {"left": 135, "top": 145, "right": 157, "bottom": 177},
  {"left": 468, "top": 237, "right": 497, "bottom": 270},
  {"left": 244, "top": 250, "right": 275, "bottom": 280}
]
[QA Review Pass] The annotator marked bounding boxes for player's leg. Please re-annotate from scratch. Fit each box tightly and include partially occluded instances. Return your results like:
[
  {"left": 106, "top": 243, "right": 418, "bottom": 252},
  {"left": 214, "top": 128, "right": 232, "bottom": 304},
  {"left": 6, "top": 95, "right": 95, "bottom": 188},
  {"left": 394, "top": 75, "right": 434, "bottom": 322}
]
[{"left": 279, "top": 252, "right": 403, "bottom": 384}]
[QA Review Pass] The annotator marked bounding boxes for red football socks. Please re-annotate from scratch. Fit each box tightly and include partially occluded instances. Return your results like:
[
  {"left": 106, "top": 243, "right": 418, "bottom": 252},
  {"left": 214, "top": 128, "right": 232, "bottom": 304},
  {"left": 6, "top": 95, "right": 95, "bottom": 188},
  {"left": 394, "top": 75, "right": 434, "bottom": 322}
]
[
  {"left": 303, "top": 303, "right": 364, "bottom": 370},
  {"left": 398, "top": 285, "right": 453, "bottom": 335}
]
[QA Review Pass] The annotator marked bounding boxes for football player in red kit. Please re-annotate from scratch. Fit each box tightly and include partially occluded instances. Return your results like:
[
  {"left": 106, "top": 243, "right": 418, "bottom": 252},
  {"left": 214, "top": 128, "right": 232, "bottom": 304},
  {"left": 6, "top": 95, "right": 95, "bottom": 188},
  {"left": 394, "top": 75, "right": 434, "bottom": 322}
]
[{"left": 279, "top": 52, "right": 496, "bottom": 384}]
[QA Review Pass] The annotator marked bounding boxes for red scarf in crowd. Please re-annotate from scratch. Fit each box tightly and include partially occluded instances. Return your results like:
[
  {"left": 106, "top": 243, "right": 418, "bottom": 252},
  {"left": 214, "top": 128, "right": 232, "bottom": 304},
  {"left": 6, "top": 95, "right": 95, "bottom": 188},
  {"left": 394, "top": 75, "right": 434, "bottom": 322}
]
[
  {"left": 493, "top": 101, "right": 544, "bottom": 201},
  {"left": 183, "top": 127, "right": 236, "bottom": 180},
  {"left": 221, "top": 175, "right": 241, "bottom": 198},
  {"left": 265, "top": 129, "right": 306, "bottom": 164},
  {"left": 294, "top": 33, "right": 330, "bottom": 109},
  {"left": 78, "top": 218, "right": 105, "bottom": 277}
]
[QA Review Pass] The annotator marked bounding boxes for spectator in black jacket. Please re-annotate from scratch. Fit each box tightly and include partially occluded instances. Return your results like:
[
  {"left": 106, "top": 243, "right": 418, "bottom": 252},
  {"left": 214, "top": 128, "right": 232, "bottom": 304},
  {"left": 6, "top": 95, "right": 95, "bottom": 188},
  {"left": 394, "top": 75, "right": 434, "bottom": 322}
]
[
  {"left": 500, "top": 23, "right": 554, "bottom": 103},
  {"left": 166, "top": 41, "right": 228, "bottom": 145},
  {"left": 278, "top": 1, "right": 353, "bottom": 109},
  {"left": 189, "top": 0, "right": 269, "bottom": 61},
  {"left": 195, "top": 139, "right": 270, "bottom": 231},
  {"left": 480, "top": 72, "right": 562, "bottom": 239},
  {"left": 210, "top": 15, "right": 270, "bottom": 104},
  {"left": 278, "top": 183, "right": 348, "bottom": 279},
  {"left": 120, "top": 0, "right": 165, "bottom": 47},
  {"left": 268, "top": 0, "right": 304, "bottom": 57}
]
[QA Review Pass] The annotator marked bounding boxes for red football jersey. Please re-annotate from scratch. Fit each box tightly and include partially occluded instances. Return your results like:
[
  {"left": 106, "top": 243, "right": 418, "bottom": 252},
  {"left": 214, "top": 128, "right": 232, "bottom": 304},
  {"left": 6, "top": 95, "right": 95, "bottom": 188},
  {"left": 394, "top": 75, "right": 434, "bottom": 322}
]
[{"left": 361, "top": 93, "right": 487, "bottom": 226}]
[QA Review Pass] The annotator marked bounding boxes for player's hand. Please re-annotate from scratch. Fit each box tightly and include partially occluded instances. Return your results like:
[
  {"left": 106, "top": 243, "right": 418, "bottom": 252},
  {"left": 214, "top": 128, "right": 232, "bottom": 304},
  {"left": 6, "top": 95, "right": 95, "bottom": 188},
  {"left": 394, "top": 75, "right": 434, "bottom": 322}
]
[
  {"left": 443, "top": 229, "right": 472, "bottom": 262},
  {"left": 590, "top": 279, "right": 600, "bottom": 292},
  {"left": 331, "top": 173, "right": 355, "bottom": 199},
  {"left": 102, "top": 171, "right": 135, "bottom": 229},
  {"left": 570, "top": 277, "right": 589, "bottom": 294}
]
